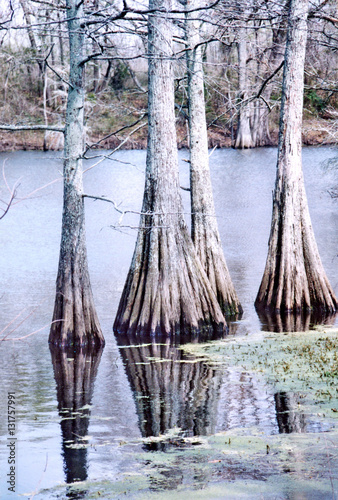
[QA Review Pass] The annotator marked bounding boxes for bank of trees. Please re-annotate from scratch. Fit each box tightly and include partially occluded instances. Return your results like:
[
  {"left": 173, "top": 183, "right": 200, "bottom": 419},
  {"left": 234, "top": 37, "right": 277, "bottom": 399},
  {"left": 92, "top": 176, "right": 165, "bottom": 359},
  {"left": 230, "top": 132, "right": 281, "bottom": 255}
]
[
  {"left": 1, "top": 1, "right": 337, "bottom": 149},
  {"left": 0, "top": 0, "right": 337, "bottom": 345}
]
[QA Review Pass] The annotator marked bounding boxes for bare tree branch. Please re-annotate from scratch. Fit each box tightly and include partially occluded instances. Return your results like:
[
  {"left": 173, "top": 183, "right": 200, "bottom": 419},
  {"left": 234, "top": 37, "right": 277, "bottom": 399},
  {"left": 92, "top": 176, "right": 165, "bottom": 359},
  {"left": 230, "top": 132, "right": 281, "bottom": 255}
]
[
  {"left": 0, "top": 124, "right": 65, "bottom": 132},
  {"left": 0, "top": 161, "right": 19, "bottom": 220}
]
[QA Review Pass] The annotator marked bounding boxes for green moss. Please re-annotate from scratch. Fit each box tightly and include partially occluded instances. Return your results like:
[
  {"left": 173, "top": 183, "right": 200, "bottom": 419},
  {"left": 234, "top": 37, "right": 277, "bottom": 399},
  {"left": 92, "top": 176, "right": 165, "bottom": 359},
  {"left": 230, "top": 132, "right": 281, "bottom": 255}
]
[
  {"left": 36, "top": 428, "right": 338, "bottom": 499},
  {"left": 182, "top": 327, "right": 338, "bottom": 417}
]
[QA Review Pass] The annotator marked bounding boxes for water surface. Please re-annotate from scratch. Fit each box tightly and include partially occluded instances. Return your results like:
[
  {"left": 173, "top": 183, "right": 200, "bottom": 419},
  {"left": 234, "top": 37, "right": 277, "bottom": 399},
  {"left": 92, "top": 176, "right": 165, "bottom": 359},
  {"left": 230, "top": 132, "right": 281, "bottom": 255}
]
[{"left": 0, "top": 146, "right": 337, "bottom": 498}]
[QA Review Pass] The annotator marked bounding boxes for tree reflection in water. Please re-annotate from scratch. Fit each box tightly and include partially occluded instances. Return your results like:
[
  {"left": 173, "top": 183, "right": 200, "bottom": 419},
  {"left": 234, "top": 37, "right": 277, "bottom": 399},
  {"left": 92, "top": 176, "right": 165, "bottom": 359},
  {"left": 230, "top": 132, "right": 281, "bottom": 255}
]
[
  {"left": 274, "top": 391, "right": 306, "bottom": 434},
  {"left": 50, "top": 345, "right": 103, "bottom": 498},
  {"left": 115, "top": 331, "right": 300, "bottom": 453},
  {"left": 115, "top": 331, "right": 312, "bottom": 491},
  {"left": 116, "top": 332, "right": 223, "bottom": 450},
  {"left": 256, "top": 308, "right": 337, "bottom": 333}
]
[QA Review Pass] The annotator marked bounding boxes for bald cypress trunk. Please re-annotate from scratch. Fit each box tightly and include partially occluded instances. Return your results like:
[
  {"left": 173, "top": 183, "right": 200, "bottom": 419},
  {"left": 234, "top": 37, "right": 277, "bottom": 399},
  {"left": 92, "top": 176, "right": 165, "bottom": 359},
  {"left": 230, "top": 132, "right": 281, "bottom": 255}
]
[
  {"left": 49, "top": 0, "right": 104, "bottom": 347},
  {"left": 114, "top": 0, "right": 226, "bottom": 337},
  {"left": 235, "top": 26, "right": 254, "bottom": 149},
  {"left": 252, "top": 22, "right": 287, "bottom": 147},
  {"left": 255, "top": 0, "right": 337, "bottom": 316},
  {"left": 185, "top": 1, "right": 242, "bottom": 317}
]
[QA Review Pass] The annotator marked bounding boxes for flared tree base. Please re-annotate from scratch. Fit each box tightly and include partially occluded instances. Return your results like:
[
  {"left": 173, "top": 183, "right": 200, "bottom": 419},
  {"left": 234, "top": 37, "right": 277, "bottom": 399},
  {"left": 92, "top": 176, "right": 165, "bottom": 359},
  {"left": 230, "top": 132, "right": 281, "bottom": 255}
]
[
  {"left": 114, "top": 221, "right": 227, "bottom": 337},
  {"left": 49, "top": 279, "right": 104, "bottom": 348}
]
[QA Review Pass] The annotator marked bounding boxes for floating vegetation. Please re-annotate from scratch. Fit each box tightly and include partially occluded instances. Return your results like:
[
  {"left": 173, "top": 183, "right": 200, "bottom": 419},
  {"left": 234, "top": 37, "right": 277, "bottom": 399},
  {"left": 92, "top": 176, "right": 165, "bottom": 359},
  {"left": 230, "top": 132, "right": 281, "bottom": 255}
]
[
  {"left": 32, "top": 327, "right": 338, "bottom": 499},
  {"left": 181, "top": 326, "right": 338, "bottom": 420}
]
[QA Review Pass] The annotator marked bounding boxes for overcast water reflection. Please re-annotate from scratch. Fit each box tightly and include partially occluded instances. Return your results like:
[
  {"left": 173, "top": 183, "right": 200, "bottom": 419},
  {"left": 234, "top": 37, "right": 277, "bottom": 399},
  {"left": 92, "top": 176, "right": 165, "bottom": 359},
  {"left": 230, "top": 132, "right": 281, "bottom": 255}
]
[{"left": 0, "top": 147, "right": 337, "bottom": 498}]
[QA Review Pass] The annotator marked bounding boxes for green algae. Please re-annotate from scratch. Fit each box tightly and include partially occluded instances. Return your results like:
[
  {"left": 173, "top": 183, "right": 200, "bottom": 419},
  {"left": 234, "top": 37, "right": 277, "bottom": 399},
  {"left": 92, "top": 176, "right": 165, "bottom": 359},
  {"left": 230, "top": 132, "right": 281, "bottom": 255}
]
[
  {"left": 33, "top": 327, "right": 338, "bottom": 499},
  {"left": 181, "top": 326, "right": 338, "bottom": 420},
  {"left": 35, "top": 428, "right": 338, "bottom": 499}
]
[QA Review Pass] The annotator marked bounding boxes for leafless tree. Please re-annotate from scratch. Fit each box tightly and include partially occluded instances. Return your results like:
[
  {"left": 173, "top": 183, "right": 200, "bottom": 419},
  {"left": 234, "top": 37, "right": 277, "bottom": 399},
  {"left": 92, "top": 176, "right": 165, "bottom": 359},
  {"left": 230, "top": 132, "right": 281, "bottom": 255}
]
[{"left": 255, "top": 0, "right": 337, "bottom": 316}]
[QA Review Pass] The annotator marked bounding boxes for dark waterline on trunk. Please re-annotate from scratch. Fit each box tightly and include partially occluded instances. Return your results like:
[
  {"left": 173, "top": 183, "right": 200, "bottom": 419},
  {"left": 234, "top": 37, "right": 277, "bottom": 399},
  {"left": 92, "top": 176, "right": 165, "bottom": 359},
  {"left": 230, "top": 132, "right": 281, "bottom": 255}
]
[{"left": 0, "top": 147, "right": 337, "bottom": 497}]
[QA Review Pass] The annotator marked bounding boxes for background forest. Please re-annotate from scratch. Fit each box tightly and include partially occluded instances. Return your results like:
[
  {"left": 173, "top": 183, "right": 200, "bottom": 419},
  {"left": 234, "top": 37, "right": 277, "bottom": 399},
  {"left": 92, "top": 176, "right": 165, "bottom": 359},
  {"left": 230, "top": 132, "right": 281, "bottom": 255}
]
[{"left": 0, "top": 0, "right": 337, "bottom": 151}]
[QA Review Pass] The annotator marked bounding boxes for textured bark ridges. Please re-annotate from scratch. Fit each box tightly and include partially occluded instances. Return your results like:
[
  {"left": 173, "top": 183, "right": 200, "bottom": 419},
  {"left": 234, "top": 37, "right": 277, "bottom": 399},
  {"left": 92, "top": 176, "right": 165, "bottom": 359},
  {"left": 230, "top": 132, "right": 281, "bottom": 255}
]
[
  {"left": 255, "top": 0, "right": 337, "bottom": 316},
  {"left": 114, "top": 0, "right": 226, "bottom": 337},
  {"left": 235, "top": 22, "right": 254, "bottom": 149},
  {"left": 49, "top": 0, "right": 104, "bottom": 347},
  {"left": 185, "top": 1, "right": 242, "bottom": 317}
]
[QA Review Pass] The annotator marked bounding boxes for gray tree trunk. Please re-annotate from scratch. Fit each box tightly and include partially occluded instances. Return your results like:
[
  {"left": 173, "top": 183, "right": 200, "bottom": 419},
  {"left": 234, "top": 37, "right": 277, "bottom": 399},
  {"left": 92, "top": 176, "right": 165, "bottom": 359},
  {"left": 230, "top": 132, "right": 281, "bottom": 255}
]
[
  {"left": 234, "top": 26, "right": 254, "bottom": 149},
  {"left": 185, "top": 1, "right": 242, "bottom": 317},
  {"left": 252, "top": 19, "right": 287, "bottom": 147},
  {"left": 49, "top": 0, "right": 104, "bottom": 347},
  {"left": 114, "top": 0, "right": 226, "bottom": 336},
  {"left": 255, "top": 0, "right": 337, "bottom": 316}
]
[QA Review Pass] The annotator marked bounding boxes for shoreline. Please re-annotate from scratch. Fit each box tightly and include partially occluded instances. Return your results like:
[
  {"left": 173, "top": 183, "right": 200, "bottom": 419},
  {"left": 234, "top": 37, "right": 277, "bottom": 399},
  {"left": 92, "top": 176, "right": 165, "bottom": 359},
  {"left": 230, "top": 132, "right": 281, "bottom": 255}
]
[{"left": 0, "top": 117, "right": 336, "bottom": 152}]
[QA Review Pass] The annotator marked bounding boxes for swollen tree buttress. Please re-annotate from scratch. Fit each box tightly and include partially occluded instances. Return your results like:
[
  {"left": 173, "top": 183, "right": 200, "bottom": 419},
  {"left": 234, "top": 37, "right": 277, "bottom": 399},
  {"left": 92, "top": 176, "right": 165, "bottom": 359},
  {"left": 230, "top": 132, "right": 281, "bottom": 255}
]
[
  {"left": 255, "top": 0, "right": 337, "bottom": 315},
  {"left": 185, "top": 0, "right": 242, "bottom": 316}
]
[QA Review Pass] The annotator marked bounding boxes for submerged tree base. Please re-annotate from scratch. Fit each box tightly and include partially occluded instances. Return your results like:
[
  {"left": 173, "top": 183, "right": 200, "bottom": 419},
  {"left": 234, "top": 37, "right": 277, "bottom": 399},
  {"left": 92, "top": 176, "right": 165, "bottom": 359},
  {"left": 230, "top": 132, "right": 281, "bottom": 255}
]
[
  {"left": 49, "top": 288, "right": 105, "bottom": 348},
  {"left": 113, "top": 222, "right": 227, "bottom": 338}
]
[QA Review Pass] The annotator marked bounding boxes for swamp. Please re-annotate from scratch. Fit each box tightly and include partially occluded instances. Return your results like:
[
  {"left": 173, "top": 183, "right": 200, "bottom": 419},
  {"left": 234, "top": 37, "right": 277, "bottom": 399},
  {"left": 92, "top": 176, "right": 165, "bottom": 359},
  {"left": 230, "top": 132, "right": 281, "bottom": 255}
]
[{"left": 0, "top": 146, "right": 337, "bottom": 498}]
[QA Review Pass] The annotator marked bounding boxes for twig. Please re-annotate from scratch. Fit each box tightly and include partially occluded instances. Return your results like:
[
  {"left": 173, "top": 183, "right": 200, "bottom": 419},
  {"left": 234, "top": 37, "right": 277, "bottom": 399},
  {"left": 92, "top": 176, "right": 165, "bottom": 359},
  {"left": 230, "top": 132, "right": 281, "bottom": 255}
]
[
  {"left": 85, "top": 113, "right": 147, "bottom": 151},
  {"left": 29, "top": 453, "right": 48, "bottom": 500},
  {"left": 45, "top": 58, "right": 73, "bottom": 89},
  {"left": 2, "top": 320, "right": 62, "bottom": 342},
  {"left": 0, "top": 301, "right": 47, "bottom": 341},
  {"left": 0, "top": 160, "right": 19, "bottom": 220},
  {"left": 82, "top": 121, "right": 147, "bottom": 174},
  {"left": 11, "top": 177, "right": 62, "bottom": 207}
]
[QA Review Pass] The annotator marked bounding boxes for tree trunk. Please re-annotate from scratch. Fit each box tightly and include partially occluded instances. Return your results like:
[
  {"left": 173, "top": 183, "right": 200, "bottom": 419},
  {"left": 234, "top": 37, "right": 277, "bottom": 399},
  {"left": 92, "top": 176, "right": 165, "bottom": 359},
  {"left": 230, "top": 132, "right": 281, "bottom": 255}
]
[
  {"left": 113, "top": 0, "right": 226, "bottom": 337},
  {"left": 185, "top": 1, "right": 242, "bottom": 317},
  {"left": 49, "top": 0, "right": 104, "bottom": 347},
  {"left": 19, "top": 0, "right": 44, "bottom": 95},
  {"left": 251, "top": 99, "right": 271, "bottom": 147},
  {"left": 234, "top": 26, "right": 254, "bottom": 149},
  {"left": 255, "top": 0, "right": 337, "bottom": 316},
  {"left": 252, "top": 19, "right": 287, "bottom": 147}
]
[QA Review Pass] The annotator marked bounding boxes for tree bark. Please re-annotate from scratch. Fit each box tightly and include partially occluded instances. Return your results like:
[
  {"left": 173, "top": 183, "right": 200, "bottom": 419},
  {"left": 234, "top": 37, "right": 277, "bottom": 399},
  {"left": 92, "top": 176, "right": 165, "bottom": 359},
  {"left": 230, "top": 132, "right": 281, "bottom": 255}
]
[
  {"left": 185, "top": 0, "right": 242, "bottom": 317},
  {"left": 255, "top": 0, "right": 337, "bottom": 316},
  {"left": 114, "top": 0, "right": 226, "bottom": 337},
  {"left": 49, "top": 0, "right": 104, "bottom": 347},
  {"left": 234, "top": 25, "right": 254, "bottom": 149},
  {"left": 252, "top": 18, "right": 287, "bottom": 147}
]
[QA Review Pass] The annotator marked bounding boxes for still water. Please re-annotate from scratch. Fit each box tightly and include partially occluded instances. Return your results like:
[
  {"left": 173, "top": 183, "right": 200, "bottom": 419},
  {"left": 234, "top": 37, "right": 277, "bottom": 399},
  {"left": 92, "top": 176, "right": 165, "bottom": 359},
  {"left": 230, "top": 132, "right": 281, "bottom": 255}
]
[{"left": 0, "top": 147, "right": 337, "bottom": 498}]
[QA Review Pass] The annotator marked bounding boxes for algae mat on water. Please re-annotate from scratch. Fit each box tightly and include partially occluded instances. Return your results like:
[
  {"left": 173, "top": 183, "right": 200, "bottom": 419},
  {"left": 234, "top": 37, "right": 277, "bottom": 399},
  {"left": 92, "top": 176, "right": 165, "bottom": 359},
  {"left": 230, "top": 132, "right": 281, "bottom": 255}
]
[
  {"left": 39, "top": 429, "right": 338, "bottom": 499},
  {"left": 36, "top": 327, "right": 338, "bottom": 499},
  {"left": 182, "top": 325, "right": 338, "bottom": 420}
]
